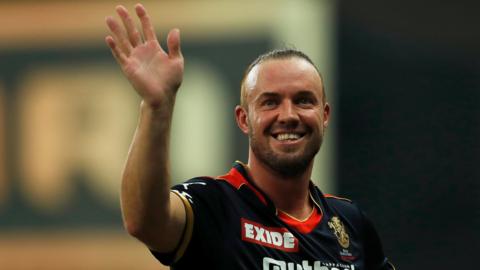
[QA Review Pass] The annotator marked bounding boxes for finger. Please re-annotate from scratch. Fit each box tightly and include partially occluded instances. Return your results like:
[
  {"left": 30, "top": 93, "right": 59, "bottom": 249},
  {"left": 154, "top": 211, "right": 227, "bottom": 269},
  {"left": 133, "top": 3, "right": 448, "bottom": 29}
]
[
  {"left": 116, "top": 5, "right": 142, "bottom": 47},
  {"left": 167, "top": 28, "right": 182, "bottom": 59},
  {"left": 135, "top": 3, "right": 158, "bottom": 42},
  {"left": 105, "top": 35, "right": 128, "bottom": 65},
  {"left": 105, "top": 16, "right": 133, "bottom": 54}
]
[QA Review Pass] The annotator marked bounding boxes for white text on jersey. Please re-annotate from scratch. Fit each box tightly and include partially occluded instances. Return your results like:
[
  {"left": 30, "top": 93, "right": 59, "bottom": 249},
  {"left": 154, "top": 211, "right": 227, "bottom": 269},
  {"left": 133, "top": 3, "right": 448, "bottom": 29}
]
[
  {"left": 263, "top": 257, "right": 355, "bottom": 270},
  {"left": 241, "top": 218, "right": 298, "bottom": 252}
]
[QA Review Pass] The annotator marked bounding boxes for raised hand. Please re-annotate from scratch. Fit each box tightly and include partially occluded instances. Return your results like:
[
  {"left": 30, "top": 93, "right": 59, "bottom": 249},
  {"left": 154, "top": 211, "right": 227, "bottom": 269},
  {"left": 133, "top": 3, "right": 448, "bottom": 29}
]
[{"left": 105, "top": 4, "right": 184, "bottom": 107}]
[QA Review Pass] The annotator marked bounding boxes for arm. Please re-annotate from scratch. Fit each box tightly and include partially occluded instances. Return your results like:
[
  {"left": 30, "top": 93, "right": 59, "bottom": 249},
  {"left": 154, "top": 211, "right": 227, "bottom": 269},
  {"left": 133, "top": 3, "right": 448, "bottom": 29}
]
[{"left": 105, "top": 4, "right": 185, "bottom": 253}]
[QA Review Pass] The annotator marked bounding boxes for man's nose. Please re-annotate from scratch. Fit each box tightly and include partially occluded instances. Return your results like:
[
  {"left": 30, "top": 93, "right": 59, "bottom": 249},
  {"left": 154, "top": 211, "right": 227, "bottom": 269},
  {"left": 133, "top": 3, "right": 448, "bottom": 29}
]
[{"left": 277, "top": 100, "right": 299, "bottom": 125}]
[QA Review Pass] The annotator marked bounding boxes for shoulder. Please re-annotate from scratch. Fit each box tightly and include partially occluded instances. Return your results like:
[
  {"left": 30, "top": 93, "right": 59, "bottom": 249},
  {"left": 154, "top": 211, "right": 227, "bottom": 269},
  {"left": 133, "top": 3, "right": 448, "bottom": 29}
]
[
  {"left": 173, "top": 177, "right": 215, "bottom": 190},
  {"left": 323, "top": 193, "right": 357, "bottom": 212},
  {"left": 321, "top": 192, "right": 366, "bottom": 227},
  {"left": 176, "top": 175, "right": 233, "bottom": 188},
  {"left": 324, "top": 194, "right": 353, "bottom": 203},
  {"left": 171, "top": 176, "right": 234, "bottom": 204}
]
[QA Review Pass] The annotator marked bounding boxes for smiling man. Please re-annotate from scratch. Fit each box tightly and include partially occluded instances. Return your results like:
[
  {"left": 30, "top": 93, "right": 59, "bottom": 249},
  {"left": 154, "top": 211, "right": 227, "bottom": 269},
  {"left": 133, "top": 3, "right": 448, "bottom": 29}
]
[
  {"left": 239, "top": 52, "right": 328, "bottom": 178},
  {"left": 105, "top": 4, "right": 394, "bottom": 270}
]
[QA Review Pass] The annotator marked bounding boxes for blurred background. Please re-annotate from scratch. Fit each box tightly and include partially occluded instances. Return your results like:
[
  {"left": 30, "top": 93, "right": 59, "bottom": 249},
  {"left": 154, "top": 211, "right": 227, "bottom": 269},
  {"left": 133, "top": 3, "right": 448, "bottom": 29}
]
[{"left": 0, "top": 0, "right": 478, "bottom": 269}]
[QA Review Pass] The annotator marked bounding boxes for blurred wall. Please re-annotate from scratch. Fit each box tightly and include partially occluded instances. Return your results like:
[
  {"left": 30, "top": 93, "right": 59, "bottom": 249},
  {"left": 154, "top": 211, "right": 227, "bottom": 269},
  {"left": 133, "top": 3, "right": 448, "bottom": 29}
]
[{"left": 0, "top": 0, "right": 335, "bottom": 269}]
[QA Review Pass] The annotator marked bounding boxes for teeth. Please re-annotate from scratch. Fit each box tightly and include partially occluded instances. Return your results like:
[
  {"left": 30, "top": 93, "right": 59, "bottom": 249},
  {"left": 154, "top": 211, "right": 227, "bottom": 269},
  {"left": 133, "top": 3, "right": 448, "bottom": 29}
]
[{"left": 277, "top": 133, "right": 301, "bottom": 141}]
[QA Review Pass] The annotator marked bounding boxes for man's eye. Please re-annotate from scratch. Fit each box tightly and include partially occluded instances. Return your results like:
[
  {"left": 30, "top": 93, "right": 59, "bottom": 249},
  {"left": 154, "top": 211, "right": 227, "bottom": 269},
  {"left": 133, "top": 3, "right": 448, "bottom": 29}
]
[
  {"left": 262, "top": 100, "right": 277, "bottom": 107},
  {"left": 297, "top": 97, "right": 314, "bottom": 105}
]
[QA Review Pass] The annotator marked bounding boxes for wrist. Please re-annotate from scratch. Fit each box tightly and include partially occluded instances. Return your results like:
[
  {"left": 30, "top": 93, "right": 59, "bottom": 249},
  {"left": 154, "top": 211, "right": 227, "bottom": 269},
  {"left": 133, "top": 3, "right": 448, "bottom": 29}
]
[
  {"left": 141, "top": 93, "right": 176, "bottom": 111},
  {"left": 140, "top": 99, "right": 175, "bottom": 119}
]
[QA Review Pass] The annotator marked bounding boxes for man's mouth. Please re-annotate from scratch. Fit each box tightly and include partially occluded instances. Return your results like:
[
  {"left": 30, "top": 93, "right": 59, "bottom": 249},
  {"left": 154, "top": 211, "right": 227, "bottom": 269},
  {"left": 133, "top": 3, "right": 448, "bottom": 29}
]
[{"left": 273, "top": 132, "right": 305, "bottom": 141}]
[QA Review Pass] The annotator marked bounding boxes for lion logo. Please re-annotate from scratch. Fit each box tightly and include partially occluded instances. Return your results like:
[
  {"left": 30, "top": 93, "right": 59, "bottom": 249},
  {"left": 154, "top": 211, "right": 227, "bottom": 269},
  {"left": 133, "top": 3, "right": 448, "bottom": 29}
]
[{"left": 328, "top": 216, "right": 350, "bottom": 249}]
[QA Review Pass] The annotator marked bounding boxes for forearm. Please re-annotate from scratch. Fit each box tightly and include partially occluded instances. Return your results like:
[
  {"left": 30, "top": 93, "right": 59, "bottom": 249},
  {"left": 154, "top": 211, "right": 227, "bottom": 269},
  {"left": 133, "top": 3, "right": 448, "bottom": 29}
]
[{"left": 121, "top": 99, "right": 180, "bottom": 245}]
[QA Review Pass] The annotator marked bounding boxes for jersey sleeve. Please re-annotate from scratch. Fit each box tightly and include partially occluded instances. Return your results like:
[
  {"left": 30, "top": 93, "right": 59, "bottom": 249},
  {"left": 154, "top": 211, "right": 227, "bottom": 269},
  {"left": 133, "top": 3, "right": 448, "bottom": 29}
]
[
  {"left": 150, "top": 177, "right": 227, "bottom": 266},
  {"left": 361, "top": 211, "right": 396, "bottom": 270}
]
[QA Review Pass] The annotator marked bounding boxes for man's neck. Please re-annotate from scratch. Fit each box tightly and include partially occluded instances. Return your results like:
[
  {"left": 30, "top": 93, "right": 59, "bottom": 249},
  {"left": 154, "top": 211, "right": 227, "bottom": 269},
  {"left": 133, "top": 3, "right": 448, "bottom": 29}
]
[{"left": 246, "top": 153, "right": 314, "bottom": 220}]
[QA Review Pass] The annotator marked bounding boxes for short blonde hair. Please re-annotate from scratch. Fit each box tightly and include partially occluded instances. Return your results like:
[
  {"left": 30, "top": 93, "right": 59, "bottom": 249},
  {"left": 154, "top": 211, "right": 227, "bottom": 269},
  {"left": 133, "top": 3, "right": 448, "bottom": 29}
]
[{"left": 240, "top": 48, "right": 326, "bottom": 109}]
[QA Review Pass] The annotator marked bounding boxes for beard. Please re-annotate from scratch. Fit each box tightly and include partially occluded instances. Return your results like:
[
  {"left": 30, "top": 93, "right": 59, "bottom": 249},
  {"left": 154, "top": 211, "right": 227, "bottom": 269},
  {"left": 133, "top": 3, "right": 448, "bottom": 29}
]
[{"left": 249, "top": 127, "right": 323, "bottom": 178}]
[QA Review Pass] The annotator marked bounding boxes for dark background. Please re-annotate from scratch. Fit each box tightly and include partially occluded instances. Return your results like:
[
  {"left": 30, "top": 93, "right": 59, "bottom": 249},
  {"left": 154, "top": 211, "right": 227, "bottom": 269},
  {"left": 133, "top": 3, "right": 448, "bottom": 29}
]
[{"left": 337, "top": 1, "right": 480, "bottom": 268}]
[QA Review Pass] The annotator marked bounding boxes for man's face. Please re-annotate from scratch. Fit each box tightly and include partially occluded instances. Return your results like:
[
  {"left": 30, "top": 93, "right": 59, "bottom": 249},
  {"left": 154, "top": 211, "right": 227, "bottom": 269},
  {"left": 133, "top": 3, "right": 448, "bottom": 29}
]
[{"left": 236, "top": 57, "right": 330, "bottom": 177}]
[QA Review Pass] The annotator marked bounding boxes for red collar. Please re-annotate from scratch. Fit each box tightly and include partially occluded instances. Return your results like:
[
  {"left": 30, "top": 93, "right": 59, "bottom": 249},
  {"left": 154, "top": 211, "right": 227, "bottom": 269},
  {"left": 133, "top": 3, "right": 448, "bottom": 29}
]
[
  {"left": 277, "top": 206, "right": 322, "bottom": 234},
  {"left": 217, "top": 162, "right": 268, "bottom": 205},
  {"left": 217, "top": 162, "right": 323, "bottom": 234}
]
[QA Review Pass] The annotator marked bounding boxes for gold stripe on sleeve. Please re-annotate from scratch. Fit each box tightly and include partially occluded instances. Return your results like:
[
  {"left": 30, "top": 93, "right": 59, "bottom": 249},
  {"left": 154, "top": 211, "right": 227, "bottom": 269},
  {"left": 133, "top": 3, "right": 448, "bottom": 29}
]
[
  {"left": 387, "top": 261, "right": 396, "bottom": 270},
  {"left": 171, "top": 190, "right": 194, "bottom": 263}
]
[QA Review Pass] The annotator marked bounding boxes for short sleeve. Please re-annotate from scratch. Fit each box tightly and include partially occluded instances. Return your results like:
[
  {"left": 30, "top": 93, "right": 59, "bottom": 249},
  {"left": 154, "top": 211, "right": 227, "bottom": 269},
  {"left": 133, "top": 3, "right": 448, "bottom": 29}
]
[{"left": 150, "top": 177, "right": 227, "bottom": 266}]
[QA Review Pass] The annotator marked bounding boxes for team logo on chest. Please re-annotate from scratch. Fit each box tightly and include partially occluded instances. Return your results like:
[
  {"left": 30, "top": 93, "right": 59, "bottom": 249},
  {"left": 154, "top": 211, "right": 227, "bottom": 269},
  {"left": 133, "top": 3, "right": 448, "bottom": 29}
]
[
  {"left": 241, "top": 218, "right": 299, "bottom": 252},
  {"left": 328, "top": 216, "right": 350, "bottom": 249}
]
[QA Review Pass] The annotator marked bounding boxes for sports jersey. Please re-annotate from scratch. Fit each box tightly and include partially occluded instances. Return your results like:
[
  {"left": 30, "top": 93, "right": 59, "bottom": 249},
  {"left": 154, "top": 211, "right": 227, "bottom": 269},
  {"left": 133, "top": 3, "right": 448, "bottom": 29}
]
[{"left": 151, "top": 161, "right": 395, "bottom": 270}]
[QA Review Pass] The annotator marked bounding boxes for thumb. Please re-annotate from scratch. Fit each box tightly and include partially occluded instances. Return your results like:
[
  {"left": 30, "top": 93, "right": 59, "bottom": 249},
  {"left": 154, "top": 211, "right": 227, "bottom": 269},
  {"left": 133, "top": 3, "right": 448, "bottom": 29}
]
[{"left": 167, "top": 28, "right": 182, "bottom": 59}]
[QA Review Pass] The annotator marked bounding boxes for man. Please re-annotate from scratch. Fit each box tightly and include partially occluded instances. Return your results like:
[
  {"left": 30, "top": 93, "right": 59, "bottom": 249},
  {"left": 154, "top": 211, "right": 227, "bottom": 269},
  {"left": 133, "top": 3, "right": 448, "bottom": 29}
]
[{"left": 105, "top": 4, "right": 394, "bottom": 270}]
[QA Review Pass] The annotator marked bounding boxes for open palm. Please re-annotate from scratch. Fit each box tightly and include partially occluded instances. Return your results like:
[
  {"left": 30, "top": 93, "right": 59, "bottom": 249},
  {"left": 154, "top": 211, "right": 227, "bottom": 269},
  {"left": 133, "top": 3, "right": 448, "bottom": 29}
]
[{"left": 105, "top": 4, "right": 184, "bottom": 107}]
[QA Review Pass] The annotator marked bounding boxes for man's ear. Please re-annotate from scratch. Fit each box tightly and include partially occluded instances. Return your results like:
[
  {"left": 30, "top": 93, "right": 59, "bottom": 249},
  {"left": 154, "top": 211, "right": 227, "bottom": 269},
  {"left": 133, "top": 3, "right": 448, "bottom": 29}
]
[
  {"left": 323, "top": 102, "right": 331, "bottom": 128},
  {"left": 235, "top": 105, "right": 249, "bottom": 134}
]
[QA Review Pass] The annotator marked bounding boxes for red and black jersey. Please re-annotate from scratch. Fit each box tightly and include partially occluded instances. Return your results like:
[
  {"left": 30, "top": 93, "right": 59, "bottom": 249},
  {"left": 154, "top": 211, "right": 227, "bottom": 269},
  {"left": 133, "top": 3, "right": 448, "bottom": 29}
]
[{"left": 152, "top": 161, "right": 395, "bottom": 270}]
